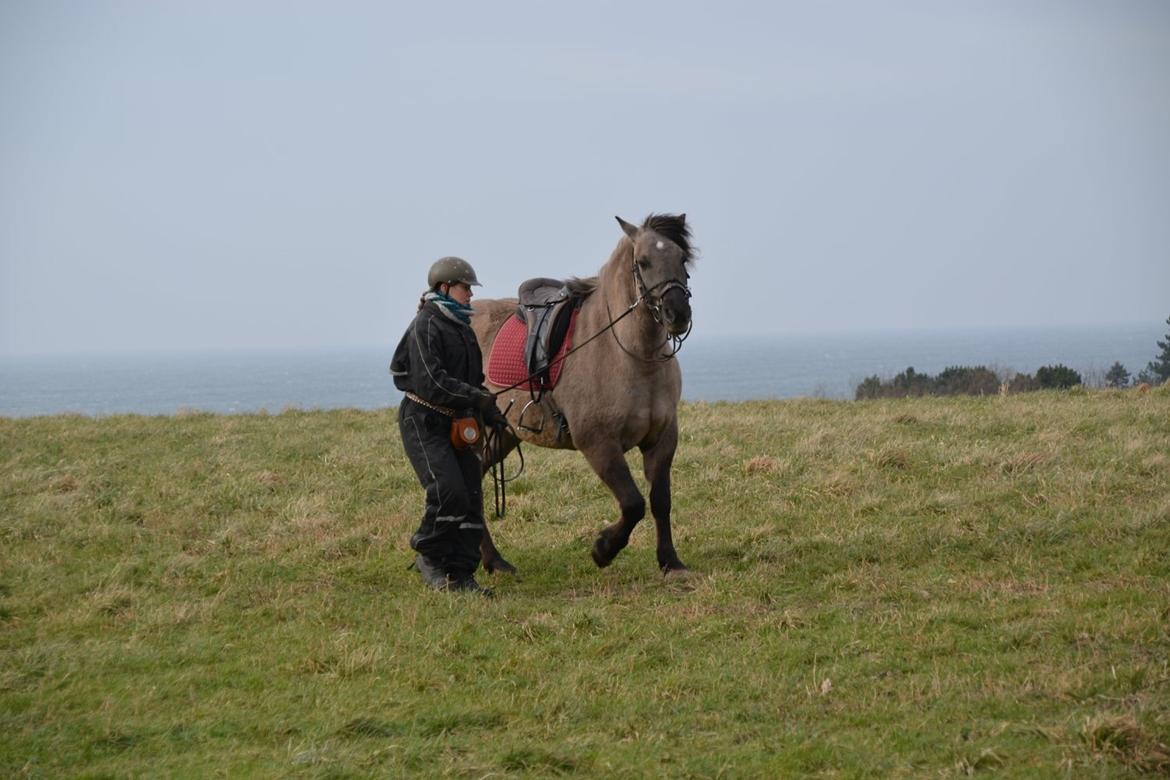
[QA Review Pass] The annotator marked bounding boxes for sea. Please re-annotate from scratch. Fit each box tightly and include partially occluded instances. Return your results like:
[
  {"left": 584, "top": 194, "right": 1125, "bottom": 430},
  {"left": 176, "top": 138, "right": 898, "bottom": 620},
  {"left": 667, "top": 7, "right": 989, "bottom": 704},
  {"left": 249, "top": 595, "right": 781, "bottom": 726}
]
[{"left": 0, "top": 323, "right": 1162, "bottom": 418}]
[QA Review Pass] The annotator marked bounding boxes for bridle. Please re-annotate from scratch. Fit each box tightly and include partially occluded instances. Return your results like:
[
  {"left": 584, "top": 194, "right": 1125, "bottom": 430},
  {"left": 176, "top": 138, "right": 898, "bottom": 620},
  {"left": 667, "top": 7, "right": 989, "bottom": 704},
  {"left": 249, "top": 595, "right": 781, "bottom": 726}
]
[
  {"left": 632, "top": 260, "right": 692, "bottom": 327},
  {"left": 610, "top": 256, "right": 693, "bottom": 362}
]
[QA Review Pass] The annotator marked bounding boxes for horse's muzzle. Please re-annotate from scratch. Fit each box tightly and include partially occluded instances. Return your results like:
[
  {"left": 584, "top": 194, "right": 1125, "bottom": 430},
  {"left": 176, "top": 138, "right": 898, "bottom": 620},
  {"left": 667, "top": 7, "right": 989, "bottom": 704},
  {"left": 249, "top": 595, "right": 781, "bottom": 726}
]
[{"left": 659, "top": 287, "right": 692, "bottom": 336}]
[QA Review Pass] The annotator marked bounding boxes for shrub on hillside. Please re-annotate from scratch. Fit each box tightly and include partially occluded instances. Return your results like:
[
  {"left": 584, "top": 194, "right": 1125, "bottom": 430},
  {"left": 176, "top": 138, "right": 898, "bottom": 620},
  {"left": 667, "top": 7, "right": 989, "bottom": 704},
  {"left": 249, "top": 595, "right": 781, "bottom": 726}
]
[
  {"left": 1008, "top": 373, "right": 1040, "bottom": 393},
  {"left": 1140, "top": 315, "right": 1170, "bottom": 385},
  {"left": 1036, "top": 364, "right": 1082, "bottom": 389},
  {"left": 1105, "top": 362, "right": 1131, "bottom": 389},
  {"left": 891, "top": 367, "right": 933, "bottom": 397},
  {"left": 935, "top": 366, "right": 1001, "bottom": 396},
  {"left": 855, "top": 376, "right": 884, "bottom": 401},
  {"left": 855, "top": 365, "right": 1002, "bottom": 400}
]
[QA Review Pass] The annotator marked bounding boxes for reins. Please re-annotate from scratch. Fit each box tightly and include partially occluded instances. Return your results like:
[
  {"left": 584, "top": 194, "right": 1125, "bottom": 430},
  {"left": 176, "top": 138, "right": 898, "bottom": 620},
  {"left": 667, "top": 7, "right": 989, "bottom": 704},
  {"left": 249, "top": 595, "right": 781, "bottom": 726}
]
[
  {"left": 606, "top": 296, "right": 691, "bottom": 362},
  {"left": 484, "top": 400, "right": 523, "bottom": 519}
]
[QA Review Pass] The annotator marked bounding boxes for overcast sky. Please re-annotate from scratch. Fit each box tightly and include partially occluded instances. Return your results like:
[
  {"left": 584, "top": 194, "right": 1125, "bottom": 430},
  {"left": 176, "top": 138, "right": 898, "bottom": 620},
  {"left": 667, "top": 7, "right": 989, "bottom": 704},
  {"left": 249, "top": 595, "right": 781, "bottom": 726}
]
[{"left": 2, "top": 1, "right": 1167, "bottom": 356}]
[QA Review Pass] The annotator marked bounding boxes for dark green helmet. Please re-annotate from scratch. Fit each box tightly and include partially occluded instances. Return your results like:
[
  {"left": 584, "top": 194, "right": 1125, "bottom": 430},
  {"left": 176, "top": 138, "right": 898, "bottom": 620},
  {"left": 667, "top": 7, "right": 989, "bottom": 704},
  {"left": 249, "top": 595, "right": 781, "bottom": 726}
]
[{"left": 427, "top": 256, "right": 481, "bottom": 288}]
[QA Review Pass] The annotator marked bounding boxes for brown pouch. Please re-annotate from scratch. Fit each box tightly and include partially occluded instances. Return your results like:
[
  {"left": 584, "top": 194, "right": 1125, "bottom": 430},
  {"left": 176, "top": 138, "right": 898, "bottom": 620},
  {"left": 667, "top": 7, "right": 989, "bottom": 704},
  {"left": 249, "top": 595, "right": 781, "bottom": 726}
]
[{"left": 450, "top": 416, "right": 481, "bottom": 449}]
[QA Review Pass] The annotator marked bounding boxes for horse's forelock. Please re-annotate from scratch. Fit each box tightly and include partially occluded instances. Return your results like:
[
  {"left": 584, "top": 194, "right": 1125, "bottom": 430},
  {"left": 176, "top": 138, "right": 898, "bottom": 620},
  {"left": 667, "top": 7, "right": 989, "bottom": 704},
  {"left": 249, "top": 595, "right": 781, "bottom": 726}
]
[{"left": 641, "top": 213, "right": 694, "bottom": 265}]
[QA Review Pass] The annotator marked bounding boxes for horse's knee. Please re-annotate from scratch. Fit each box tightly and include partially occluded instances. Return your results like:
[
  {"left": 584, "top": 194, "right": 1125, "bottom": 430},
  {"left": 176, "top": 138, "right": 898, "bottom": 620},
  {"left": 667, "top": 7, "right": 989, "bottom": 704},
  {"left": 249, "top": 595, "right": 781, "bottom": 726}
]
[{"left": 621, "top": 495, "right": 646, "bottom": 523}]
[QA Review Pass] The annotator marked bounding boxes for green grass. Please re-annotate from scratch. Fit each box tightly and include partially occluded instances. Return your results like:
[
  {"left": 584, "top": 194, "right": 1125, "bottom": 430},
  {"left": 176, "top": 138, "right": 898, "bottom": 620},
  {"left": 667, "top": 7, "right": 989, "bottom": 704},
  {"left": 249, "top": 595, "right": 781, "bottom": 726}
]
[{"left": 2, "top": 389, "right": 1169, "bottom": 778}]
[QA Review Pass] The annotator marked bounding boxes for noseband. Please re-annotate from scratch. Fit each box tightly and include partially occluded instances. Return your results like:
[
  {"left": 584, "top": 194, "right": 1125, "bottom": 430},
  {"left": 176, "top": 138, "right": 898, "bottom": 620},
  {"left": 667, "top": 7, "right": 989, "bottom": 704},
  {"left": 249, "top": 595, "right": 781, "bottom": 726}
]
[{"left": 632, "top": 261, "right": 692, "bottom": 326}]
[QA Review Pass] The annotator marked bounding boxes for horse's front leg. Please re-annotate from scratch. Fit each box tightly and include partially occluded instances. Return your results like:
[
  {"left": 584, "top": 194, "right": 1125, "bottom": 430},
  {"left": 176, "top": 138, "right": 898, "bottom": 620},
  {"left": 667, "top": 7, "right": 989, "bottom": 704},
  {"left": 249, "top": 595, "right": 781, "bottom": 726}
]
[
  {"left": 580, "top": 443, "right": 646, "bottom": 568},
  {"left": 642, "top": 418, "right": 687, "bottom": 574}
]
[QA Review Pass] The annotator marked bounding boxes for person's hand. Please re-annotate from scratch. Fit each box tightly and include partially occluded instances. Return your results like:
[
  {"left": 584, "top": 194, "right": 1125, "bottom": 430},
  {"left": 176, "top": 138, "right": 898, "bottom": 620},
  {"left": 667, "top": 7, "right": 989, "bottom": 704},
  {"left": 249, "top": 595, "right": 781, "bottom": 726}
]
[
  {"left": 475, "top": 390, "right": 498, "bottom": 414},
  {"left": 485, "top": 405, "right": 509, "bottom": 431}
]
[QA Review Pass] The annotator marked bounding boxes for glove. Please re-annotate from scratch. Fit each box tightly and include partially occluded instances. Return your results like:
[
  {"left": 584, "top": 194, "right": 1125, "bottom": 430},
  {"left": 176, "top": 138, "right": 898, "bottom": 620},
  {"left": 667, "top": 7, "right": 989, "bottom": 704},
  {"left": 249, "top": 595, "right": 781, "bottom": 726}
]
[
  {"left": 485, "top": 404, "right": 509, "bottom": 431},
  {"left": 474, "top": 390, "right": 508, "bottom": 430},
  {"left": 474, "top": 390, "right": 498, "bottom": 414}
]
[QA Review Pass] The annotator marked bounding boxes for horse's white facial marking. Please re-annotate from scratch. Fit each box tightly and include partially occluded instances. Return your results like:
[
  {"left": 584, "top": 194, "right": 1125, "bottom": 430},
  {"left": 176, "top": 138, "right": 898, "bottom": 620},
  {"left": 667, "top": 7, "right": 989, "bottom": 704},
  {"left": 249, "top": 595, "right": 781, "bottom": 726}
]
[{"left": 655, "top": 240, "right": 665, "bottom": 250}]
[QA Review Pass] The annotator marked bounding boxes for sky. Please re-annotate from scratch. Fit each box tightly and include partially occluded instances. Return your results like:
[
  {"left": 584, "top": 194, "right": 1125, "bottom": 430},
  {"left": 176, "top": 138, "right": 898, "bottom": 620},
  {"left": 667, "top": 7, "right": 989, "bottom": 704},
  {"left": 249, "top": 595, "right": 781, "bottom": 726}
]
[{"left": 1, "top": 1, "right": 1168, "bottom": 356}]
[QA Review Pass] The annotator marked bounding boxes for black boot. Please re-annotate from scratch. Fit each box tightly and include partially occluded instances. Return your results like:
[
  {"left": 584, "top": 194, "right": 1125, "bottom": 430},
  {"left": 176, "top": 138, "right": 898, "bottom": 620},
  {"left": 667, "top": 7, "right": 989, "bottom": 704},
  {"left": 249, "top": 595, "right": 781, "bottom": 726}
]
[
  {"left": 448, "top": 572, "right": 493, "bottom": 597},
  {"left": 414, "top": 554, "right": 449, "bottom": 590},
  {"left": 415, "top": 556, "right": 493, "bottom": 597}
]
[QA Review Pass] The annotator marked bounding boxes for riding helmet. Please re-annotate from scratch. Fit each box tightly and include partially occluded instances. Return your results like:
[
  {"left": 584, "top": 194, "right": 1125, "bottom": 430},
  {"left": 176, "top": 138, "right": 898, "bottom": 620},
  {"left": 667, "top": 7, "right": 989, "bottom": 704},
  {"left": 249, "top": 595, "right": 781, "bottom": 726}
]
[{"left": 427, "top": 256, "right": 481, "bottom": 288}]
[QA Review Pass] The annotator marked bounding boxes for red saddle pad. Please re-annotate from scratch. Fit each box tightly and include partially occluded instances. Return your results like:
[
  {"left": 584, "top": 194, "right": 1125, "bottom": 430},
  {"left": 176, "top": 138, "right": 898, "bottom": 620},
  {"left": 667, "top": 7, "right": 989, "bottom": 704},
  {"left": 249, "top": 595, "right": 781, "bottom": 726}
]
[{"left": 486, "top": 309, "right": 578, "bottom": 391}]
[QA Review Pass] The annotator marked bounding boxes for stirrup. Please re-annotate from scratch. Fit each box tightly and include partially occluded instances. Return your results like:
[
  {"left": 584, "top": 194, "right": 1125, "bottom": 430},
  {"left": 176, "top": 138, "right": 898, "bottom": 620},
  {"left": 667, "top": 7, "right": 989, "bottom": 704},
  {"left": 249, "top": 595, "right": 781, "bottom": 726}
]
[{"left": 517, "top": 399, "right": 544, "bottom": 433}]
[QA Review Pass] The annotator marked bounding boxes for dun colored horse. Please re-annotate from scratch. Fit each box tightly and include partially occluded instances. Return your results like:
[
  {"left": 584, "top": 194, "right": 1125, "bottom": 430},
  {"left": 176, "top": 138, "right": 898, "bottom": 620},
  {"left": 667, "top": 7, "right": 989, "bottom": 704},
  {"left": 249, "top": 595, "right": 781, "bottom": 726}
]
[{"left": 472, "top": 213, "right": 694, "bottom": 575}]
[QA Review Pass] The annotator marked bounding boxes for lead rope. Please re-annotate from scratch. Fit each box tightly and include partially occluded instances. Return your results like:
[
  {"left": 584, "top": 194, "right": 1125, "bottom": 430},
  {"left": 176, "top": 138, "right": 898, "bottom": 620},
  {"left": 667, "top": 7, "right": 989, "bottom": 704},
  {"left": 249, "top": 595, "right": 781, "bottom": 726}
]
[{"left": 485, "top": 406, "right": 524, "bottom": 518}]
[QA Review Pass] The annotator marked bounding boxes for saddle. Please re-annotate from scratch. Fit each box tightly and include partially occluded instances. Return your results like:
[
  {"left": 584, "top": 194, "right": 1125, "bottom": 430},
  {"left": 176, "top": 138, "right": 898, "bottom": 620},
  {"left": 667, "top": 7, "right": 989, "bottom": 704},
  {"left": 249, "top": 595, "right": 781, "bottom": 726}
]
[
  {"left": 485, "top": 277, "right": 581, "bottom": 393},
  {"left": 518, "top": 278, "right": 577, "bottom": 383}
]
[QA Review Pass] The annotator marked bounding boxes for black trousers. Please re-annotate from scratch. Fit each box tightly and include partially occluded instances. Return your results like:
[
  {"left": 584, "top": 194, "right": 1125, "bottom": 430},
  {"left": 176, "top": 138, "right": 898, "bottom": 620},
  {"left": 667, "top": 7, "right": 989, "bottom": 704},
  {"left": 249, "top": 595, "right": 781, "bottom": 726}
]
[{"left": 398, "top": 400, "right": 483, "bottom": 576}]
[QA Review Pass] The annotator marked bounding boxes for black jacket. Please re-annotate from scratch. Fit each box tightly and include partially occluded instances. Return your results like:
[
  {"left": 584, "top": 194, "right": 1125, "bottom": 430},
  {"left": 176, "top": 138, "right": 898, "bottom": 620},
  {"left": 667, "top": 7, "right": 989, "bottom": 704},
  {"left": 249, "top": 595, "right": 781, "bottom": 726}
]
[{"left": 391, "top": 302, "right": 485, "bottom": 413}]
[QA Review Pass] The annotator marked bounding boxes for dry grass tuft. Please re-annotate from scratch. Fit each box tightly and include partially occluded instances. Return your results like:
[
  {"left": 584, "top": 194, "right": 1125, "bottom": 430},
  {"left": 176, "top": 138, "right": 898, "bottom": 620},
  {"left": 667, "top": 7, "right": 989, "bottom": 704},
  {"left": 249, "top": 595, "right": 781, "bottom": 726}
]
[
  {"left": 795, "top": 428, "right": 834, "bottom": 456},
  {"left": 50, "top": 474, "right": 79, "bottom": 493},
  {"left": 1000, "top": 451, "right": 1049, "bottom": 475},
  {"left": 1078, "top": 713, "right": 1170, "bottom": 774},
  {"left": 743, "top": 456, "right": 778, "bottom": 474},
  {"left": 953, "top": 748, "right": 1005, "bottom": 776},
  {"left": 869, "top": 447, "right": 912, "bottom": 470},
  {"left": 808, "top": 469, "right": 858, "bottom": 498},
  {"left": 1142, "top": 452, "right": 1169, "bottom": 473},
  {"left": 299, "top": 640, "right": 384, "bottom": 678},
  {"left": 88, "top": 584, "right": 136, "bottom": 618},
  {"left": 255, "top": 470, "right": 284, "bottom": 488}
]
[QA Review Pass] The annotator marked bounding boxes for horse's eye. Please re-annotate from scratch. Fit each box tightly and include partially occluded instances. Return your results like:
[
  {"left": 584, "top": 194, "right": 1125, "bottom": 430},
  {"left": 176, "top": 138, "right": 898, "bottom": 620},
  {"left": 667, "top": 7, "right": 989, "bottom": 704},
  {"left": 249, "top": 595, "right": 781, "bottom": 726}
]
[{"left": 638, "top": 256, "right": 651, "bottom": 268}]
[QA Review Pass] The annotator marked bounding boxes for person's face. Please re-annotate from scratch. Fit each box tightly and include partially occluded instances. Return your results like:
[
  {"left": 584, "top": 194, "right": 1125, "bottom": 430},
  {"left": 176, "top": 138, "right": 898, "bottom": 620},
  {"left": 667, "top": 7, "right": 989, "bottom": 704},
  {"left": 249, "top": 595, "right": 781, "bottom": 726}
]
[{"left": 444, "top": 282, "right": 473, "bottom": 306}]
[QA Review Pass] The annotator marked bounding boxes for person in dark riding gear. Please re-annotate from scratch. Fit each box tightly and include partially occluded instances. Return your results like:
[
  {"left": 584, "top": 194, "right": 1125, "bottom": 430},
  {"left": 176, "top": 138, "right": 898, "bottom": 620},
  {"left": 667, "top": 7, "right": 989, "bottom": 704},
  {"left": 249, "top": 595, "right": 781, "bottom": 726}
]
[{"left": 390, "top": 256, "right": 507, "bottom": 595}]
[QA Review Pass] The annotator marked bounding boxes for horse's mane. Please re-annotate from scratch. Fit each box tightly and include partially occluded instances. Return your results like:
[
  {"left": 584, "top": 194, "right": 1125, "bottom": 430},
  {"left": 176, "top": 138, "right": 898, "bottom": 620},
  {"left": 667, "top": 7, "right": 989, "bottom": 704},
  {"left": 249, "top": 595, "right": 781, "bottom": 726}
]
[
  {"left": 566, "top": 276, "right": 599, "bottom": 297},
  {"left": 641, "top": 213, "right": 694, "bottom": 266}
]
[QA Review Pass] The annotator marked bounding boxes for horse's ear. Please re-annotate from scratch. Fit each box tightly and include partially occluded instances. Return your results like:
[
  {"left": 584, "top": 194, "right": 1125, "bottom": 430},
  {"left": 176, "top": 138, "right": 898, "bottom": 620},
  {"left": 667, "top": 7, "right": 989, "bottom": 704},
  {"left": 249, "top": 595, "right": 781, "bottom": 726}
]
[
  {"left": 679, "top": 213, "right": 686, "bottom": 223},
  {"left": 615, "top": 216, "right": 639, "bottom": 239}
]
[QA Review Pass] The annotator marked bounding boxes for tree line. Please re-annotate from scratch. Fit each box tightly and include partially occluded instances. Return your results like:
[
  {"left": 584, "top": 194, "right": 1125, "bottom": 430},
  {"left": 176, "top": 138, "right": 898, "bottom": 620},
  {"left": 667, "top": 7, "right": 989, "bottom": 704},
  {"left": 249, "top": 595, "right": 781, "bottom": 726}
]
[{"left": 856, "top": 315, "right": 1170, "bottom": 400}]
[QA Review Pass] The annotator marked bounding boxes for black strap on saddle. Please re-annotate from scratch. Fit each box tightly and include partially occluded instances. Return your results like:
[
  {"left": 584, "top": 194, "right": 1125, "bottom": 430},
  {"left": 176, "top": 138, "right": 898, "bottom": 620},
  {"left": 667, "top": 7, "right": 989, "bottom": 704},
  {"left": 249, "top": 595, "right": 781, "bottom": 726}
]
[{"left": 516, "top": 277, "right": 578, "bottom": 399}]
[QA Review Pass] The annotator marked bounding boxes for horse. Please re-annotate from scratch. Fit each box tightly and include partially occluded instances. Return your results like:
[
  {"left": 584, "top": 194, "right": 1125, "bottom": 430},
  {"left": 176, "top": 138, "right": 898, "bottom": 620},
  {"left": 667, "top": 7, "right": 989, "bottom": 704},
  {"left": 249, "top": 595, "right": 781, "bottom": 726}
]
[{"left": 472, "top": 213, "right": 694, "bottom": 576}]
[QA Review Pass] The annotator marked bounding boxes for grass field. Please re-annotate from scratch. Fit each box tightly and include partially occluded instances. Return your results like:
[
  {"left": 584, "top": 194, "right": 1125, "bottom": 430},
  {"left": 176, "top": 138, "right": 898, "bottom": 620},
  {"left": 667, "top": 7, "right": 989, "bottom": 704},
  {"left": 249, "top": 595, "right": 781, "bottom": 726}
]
[{"left": 2, "top": 389, "right": 1169, "bottom": 778}]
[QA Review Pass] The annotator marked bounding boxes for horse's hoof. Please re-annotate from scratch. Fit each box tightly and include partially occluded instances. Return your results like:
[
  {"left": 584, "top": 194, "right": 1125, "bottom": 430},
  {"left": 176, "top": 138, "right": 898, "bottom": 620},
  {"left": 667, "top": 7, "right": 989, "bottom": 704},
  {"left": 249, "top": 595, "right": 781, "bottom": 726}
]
[
  {"left": 591, "top": 537, "right": 615, "bottom": 568},
  {"left": 663, "top": 566, "right": 691, "bottom": 580},
  {"left": 484, "top": 556, "right": 517, "bottom": 576}
]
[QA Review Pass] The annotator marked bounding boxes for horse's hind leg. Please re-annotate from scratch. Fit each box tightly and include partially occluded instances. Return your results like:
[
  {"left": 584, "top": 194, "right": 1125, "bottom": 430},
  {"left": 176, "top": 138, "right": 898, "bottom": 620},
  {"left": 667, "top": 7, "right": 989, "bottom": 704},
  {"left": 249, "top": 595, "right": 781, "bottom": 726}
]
[
  {"left": 642, "top": 418, "right": 687, "bottom": 574},
  {"left": 580, "top": 443, "right": 646, "bottom": 568},
  {"left": 479, "top": 426, "right": 520, "bottom": 575}
]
